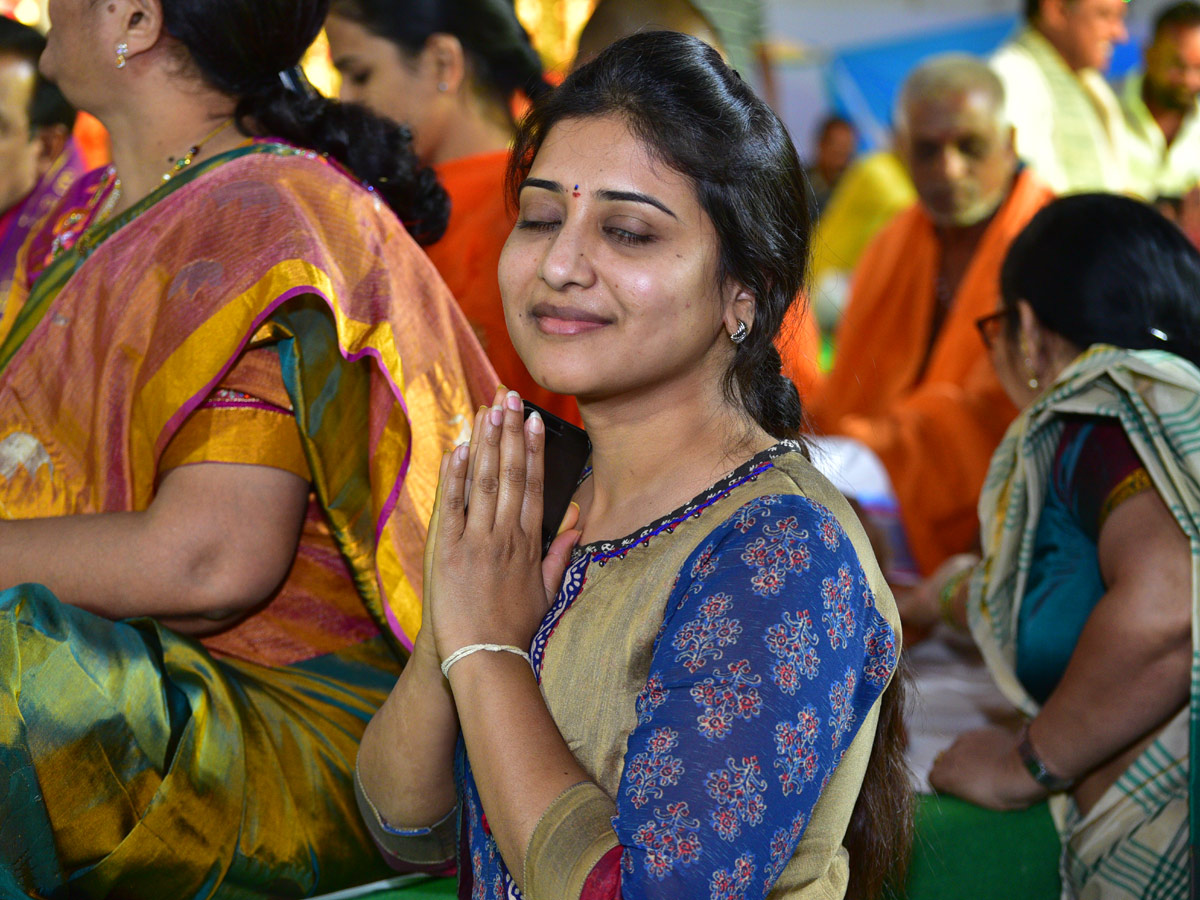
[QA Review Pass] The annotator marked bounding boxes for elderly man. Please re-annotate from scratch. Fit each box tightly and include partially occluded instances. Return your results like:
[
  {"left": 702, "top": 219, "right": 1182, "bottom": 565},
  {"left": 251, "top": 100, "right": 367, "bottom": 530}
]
[
  {"left": 991, "top": 0, "right": 1129, "bottom": 194},
  {"left": 1121, "top": 2, "right": 1200, "bottom": 202},
  {"left": 0, "top": 17, "right": 79, "bottom": 304},
  {"left": 573, "top": 0, "right": 724, "bottom": 68},
  {"left": 807, "top": 55, "right": 1054, "bottom": 577}
]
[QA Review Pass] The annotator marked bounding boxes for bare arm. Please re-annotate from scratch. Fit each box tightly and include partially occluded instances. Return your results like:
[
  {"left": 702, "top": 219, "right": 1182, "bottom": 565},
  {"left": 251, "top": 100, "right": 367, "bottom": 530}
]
[
  {"left": 931, "top": 487, "right": 1192, "bottom": 808},
  {"left": 0, "top": 461, "right": 309, "bottom": 631}
]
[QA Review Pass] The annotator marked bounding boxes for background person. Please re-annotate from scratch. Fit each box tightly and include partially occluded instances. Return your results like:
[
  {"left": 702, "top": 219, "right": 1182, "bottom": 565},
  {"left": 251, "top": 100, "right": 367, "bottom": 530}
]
[
  {"left": 1121, "top": 1, "right": 1200, "bottom": 205},
  {"left": 0, "top": 0, "right": 493, "bottom": 895},
  {"left": 355, "top": 31, "right": 910, "bottom": 900},
  {"left": 907, "top": 193, "right": 1200, "bottom": 900},
  {"left": 807, "top": 113, "right": 857, "bottom": 215},
  {"left": 326, "top": 0, "right": 578, "bottom": 424},
  {"left": 990, "top": 0, "right": 1131, "bottom": 194},
  {"left": 804, "top": 55, "right": 1053, "bottom": 580},
  {"left": 0, "top": 15, "right": 80, "bottom": 304}
]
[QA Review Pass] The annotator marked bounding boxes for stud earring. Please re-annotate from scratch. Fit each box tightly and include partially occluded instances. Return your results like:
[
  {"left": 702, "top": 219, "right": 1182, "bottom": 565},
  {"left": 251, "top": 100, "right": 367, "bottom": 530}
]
[
  {"left": 437, "top": 81, "right": 449, "bottom": 92},
  {"left": 116, "top": 41, "right": 128, "bottom": 69},
  {"left": 730, "top": 320, "right": 749, "bottom": 344},
  {"left": 1023, "top": 358, "right": 1040, "bottom": 391}
]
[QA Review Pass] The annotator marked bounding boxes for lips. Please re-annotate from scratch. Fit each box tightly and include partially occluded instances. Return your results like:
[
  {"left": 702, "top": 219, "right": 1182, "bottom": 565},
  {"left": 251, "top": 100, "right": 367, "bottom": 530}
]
[{"left": 531, "top": 302, "right": 613, "bottom": 336}]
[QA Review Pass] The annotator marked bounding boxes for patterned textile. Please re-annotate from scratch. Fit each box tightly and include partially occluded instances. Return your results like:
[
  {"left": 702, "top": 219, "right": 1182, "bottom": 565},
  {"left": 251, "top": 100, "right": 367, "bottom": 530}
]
[
  {"left": 969, "top": 346, "right": 1200, "bottom": 899},
  {"left": 991, "top": 27, "right": 1130, "bottom": 195},
  {"left": 449, "top": 444, "right": 901, "bottom": 899},
  {"left": 0, "top": 142, "right": 495, "bottom": 897},
  {"left": 0, "top": 140, "right": 86, "bottom": 323}
]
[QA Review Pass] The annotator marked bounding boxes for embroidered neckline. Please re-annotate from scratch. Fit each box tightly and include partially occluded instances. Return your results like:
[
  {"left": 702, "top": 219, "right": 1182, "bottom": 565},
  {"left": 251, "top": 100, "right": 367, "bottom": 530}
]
[{"left": 575, "top": 439, "right": 803, "bottom": 564}]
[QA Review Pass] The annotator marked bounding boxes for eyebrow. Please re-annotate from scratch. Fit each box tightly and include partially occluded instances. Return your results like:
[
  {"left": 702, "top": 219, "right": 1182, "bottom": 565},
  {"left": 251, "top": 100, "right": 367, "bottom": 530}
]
[{"left": 518, "top": 178, "right": 679, "bottom": 220}]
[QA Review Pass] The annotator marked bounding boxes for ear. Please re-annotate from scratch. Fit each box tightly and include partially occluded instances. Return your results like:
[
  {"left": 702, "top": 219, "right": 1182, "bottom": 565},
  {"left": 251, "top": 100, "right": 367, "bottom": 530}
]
[
  {"left": 119, "top": 0, "right": 166, "bottom": 60},
  {"left": 722, "top": 280, "right": 758, "bottom": 340},
  {"left": 423, "top": 33, "right": 467, "bottom": 95},
  {"left": 33, "top": 125, "right": 70, "bottom": 178},
  {"left": 1015, "top": 300, "right": 1045, "bottom": 363},
  {"left": 1040, "top": 0, "right": 1070, "bottom": 31}
]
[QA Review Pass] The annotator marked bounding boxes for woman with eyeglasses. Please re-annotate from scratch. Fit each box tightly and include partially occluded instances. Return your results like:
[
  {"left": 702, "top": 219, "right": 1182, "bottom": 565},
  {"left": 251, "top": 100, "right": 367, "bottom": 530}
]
[{"left": 902, "top": 193, "right": 1200, "bottom": 900}]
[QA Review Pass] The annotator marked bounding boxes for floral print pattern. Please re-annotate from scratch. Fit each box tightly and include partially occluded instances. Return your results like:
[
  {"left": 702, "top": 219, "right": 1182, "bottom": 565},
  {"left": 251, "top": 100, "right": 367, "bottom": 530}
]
[{"left": 457, "top": 482, "right": 897, "bottom": 900}]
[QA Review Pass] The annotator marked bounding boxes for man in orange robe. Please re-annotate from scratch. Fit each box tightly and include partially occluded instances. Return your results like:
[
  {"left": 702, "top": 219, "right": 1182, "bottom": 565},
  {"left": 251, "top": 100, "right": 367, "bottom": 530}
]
[{"left": 805, "top": 54, "right": 1055, "bottom": 576}]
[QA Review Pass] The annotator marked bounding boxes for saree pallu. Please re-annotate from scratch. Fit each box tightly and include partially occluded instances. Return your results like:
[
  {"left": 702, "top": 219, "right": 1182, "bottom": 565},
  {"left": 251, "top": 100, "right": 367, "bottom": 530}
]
[
  {"left": 969, "top": 346, "right": 1200, "bottom": 899},
  {"left": 0, "top": 142, "right": 496, "bottom": 897}
]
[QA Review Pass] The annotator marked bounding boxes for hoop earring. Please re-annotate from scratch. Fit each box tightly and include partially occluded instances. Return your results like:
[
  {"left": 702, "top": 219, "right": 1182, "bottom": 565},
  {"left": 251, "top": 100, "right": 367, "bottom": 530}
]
[
  {"left": 116, "top": 42, "right": 128, "bottom": 69},
  {"left": 729, "top": 320, "right": 749, "bottom": 344}
]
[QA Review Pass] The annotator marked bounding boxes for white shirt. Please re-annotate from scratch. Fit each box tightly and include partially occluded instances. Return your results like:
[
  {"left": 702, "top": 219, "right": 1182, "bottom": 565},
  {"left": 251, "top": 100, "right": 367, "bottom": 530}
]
[{"left": 1120, "top": 69, "right": 1200, "bottom": 200}]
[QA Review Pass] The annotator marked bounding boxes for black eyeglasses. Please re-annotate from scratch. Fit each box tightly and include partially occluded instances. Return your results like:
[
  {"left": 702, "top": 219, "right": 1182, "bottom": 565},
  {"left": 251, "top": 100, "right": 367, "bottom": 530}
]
[{"left": 975, "top": 310, "right": 1008, "bottom": 350}]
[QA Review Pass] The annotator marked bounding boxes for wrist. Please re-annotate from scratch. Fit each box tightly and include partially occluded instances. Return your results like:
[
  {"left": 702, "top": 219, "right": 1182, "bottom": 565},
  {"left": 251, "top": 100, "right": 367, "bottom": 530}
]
[{"left": 1015, "top": 722, "right": 1074, "bottom": 795}]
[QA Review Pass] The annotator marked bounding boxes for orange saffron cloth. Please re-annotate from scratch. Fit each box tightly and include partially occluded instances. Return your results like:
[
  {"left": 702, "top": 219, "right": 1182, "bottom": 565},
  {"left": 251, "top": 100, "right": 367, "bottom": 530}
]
[
  {"left": 426, "top": 150, "right": 581, "bottom": 425},
  {"left": 803, "top": 168, "right": 1054, "bottom": 575}
]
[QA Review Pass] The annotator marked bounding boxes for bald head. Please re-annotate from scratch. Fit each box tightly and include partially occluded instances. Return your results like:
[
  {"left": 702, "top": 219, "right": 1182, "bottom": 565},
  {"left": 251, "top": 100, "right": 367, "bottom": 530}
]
[
  {"left": 895, "top": 53, "right": 1007, "bottom": 134},
  {"left": 573, "top": 0, "right": 724, "bottom": 70},
  {"left": 895, "top": 54, "right": 1017, "bottom": 228}
]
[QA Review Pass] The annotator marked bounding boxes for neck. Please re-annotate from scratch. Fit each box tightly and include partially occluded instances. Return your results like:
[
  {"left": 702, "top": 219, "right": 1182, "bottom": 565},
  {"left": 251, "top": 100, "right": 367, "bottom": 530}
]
[
  {"left": 576, "top": 366, "right": 776, "bottom": 545},
  {"left": 936, "top": 215, "right": 992, "bottom": 253},
  {"left": 428, "top": 94, "right": 512, "bottom": 166},
  {"left": 102, "top": 85, "right": 240, "bottom": 214},
  {"left": 1035, "top": 21, "right": 1085, "bottom": 72},
  {"left": 1141, "top": 80, "right": 1188, "bottom": 144}
]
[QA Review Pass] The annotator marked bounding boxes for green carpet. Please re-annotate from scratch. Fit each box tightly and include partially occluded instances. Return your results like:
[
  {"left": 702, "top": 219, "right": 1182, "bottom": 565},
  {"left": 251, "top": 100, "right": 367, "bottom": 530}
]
[
  {"left": 895, "top": 794, "right": 1061, "bottom": 900},
  {"left": 317, "top": 794, "right": 1060, "bottom": 899}
]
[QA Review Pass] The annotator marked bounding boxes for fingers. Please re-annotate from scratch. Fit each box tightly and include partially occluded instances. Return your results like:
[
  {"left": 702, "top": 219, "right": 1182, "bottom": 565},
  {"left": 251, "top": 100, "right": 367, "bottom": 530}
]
[
  {"left": 438, "top": 443, "right": 470, "bottom": 541},
  {"left": 464, "top": 404, "right": 487, "bottom": 508},
  {"left": 518, "top": 408, "right": 545, "bottom": 540},
  {"left": 543, "top": 528, "right": 581, "bottom": 601},
  {"left": 466, "top": 394, "right": 505, "bottom": 528},
  {"left": 424, "top": 449, "right": 452, "bottom": 590}
]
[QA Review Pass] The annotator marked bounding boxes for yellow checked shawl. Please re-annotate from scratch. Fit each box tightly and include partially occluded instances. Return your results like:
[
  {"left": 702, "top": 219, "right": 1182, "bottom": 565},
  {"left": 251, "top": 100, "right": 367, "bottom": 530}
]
[
  {"left": 969, "top": 346, "right": 1199, "bottom": 899},
  {"left": 0, "top": 143, "right": 495, "bottom": 897}
]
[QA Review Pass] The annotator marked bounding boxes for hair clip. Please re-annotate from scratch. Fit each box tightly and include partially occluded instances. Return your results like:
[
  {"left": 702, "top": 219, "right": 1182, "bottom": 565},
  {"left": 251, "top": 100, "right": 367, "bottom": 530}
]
[{"left": 1148, "top": 327, "right": 1170, "bottom": 343}]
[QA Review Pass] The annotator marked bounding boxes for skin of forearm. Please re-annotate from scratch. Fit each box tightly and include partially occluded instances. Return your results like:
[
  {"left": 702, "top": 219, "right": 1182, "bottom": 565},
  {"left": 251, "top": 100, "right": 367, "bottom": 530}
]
[
  {"left": 449, "top": 650, "right": 594, "bottom": 889},
  {"left": 0, "top": 462, "right": 307, "bottom": 620},
  {"left": 357, "top": 636, "right": 461, "bottom": 827},
  {"left": 1028, "top": 579, "right": 1191, "bottom": 780}
]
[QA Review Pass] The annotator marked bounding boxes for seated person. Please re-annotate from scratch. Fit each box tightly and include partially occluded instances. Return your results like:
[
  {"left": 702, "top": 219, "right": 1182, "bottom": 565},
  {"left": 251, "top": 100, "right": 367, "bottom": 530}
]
[
  {"left": 0, "top": 0, "right": 493, "bottom": 895},
  {"left": 573, "top": 0, "right": 724, "bottom": 68},
  {"left": 325, "top": 0, "right": 579, "bottom": 424},
  {"left": 354, "top": 31, "right": 910, "bottom": 900},
  {"left": 990, "top": 0, "right": 1131, "bottom": 194},
  {"left": 806, "top": 54, "right": 1053, "bottom": 578},
  {"left": 1120, "top": 1, "right": 1200, "bottom": 204},
  {"left": 806, "top": 114, "right": 857, "bottom": 215},
  {"left": 907, "top": 193, "right": 1199, "bottom": 900},
  {"left": 0, "top": 16, "right": 81, "bottom": 312}
]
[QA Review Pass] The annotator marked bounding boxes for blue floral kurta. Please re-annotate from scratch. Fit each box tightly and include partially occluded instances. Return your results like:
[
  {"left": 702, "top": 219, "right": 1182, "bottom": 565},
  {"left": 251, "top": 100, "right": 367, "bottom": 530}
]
[{"left": 456, "top": 444, "right": 898, "bottom": 899}]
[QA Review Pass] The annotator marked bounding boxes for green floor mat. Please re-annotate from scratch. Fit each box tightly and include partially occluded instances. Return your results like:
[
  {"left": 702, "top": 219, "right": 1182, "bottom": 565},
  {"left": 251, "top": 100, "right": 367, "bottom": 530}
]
[{"left": 895, "top": 794, "right": 1061, "bottom": 900}]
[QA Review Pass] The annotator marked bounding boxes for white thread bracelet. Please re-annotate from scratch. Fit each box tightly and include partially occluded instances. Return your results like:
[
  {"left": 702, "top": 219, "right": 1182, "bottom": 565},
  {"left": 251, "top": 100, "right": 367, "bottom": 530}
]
[{"left": 440, "top": 643, "right": 532, "bottom": 679}]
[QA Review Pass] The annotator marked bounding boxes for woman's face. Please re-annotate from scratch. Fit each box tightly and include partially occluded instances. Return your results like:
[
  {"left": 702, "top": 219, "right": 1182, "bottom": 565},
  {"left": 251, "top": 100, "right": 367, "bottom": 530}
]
[
  {"left": 325, "top": 14, "right": 441, "bottom": 162},
  {"left": 41, "top": 0, "right": 120, "bottom": 112},
  {"left": 499, "top": 114, "right": 742, "bottom": 404}
]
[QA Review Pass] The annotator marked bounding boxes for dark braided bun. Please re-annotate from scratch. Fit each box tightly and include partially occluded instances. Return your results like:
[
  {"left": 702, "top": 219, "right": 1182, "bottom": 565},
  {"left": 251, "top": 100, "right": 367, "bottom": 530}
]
[{"left": 161, "top": 0, "right": 449, "bottom": 245}]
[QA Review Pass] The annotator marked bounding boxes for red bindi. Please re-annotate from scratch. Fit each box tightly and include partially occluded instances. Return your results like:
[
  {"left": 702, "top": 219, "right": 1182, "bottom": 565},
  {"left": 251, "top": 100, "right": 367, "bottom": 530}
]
[{"left": 572, "top": 184, "right": 581, "bottom": 198}]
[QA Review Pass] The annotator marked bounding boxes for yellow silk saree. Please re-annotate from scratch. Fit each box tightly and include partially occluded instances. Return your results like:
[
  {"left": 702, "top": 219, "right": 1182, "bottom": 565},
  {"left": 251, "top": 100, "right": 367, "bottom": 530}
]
[{"left": 0, "top": 142, "right": 495, "bottom": 897}]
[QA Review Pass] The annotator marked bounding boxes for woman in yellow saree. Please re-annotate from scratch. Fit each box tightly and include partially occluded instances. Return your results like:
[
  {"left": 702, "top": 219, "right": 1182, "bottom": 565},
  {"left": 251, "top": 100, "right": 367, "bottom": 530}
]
[{"left": 0, "top": 0, "right": 494, "bottom": 896}]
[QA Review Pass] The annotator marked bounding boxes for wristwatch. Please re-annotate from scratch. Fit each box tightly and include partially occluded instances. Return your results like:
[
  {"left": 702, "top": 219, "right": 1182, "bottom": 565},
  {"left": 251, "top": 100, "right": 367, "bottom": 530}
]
[{"left": 1017, "top": 723, "right": 1074, "bottom": 793}]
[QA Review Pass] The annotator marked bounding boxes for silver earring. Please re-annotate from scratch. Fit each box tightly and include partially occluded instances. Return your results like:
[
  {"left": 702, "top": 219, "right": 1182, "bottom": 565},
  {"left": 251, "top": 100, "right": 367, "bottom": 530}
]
[
  {"left": 116, "top": 42, "right": 128, "bottom": 69},
  {"left": 437, "top": 81, "right": 449, "bottom": 92},
  {"left": 730, "top": 320, "right": 749, "bottom": 344},
  {"left": 1024, "top": 358, "right": 1039, "bottom": 390}
]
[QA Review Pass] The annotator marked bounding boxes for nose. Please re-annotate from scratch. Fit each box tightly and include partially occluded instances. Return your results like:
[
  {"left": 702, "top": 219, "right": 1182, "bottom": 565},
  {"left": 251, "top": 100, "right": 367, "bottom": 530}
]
[
  {"left": 938, "top": 147, "right": 968, "bottom": 182},
  {"left": 537, "top": 220, "right": 596, "bottom": 292},
  {"left": 1112, "top": 18, "right": 1128, "bottom": 45}
]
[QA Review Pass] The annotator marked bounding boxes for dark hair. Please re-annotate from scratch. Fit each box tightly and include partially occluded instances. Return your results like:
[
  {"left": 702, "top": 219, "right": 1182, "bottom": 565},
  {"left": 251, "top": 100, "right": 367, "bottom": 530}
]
[
  {"left": 1024, "top": 0, "right": 1079, "bottom": 20},
  {"left": 1001, "top": 193, "right": 1200, "bottom": 369},
  {"left": 328, "top": 0, "right": 550, "bottom": 114},
  {"left": 161, "top": 0, "right": 448, "bottom": 245},
  {"left": 1154, "top": 1, "right": 1200, "bottom": 38},
  {"left": 509, "top": 33, "right": 913, "bottom": 897},
  {"left": 510, "top": 30, "right": 808, "bottom": 442},
  {"left": 0, "top": 17, "right": 76, "bottom": 132}
]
